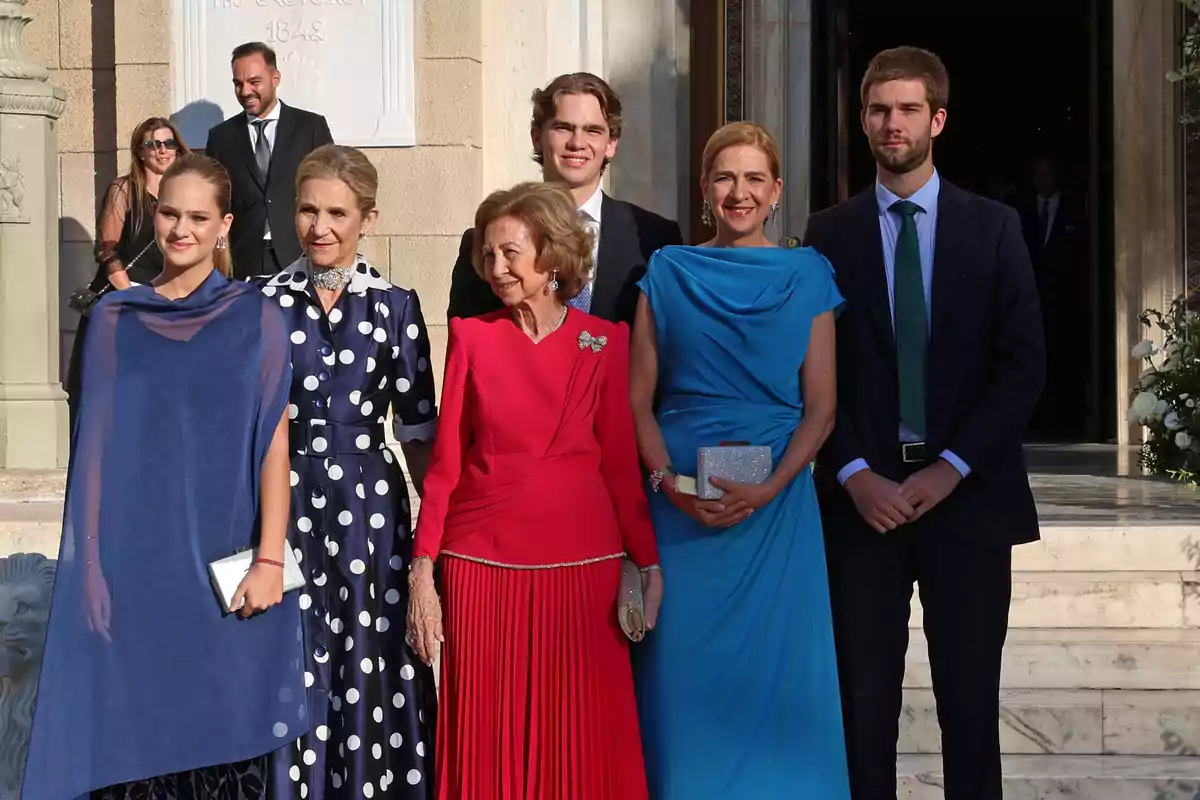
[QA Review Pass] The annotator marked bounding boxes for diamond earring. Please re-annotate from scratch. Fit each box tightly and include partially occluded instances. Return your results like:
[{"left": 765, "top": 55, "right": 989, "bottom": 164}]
[
  {"left": 770, "top": 201, "right": 780, "bottom": 223},
  {"left": 216, "top": 236, "right": 228, "bottom": 251},
  {"left": 549, "top": 270, "right": 560, "bottom": 292},
  {"left": 701, "top": 200, "right": 714, "bottom": 228}
]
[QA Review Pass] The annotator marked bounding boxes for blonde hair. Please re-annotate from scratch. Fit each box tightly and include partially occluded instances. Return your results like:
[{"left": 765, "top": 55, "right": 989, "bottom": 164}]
[
  {"left": 471, "top": 182, "right": 593, "bottom": 302},
  {"left": 160, "top": 154, "right": 233, "bottom": 277},
  {"left": 701, "top": 122, "right": 783, "bottom": 181},
  {"left": 295, "top": 144, "right": 379, "bottom": 216}
]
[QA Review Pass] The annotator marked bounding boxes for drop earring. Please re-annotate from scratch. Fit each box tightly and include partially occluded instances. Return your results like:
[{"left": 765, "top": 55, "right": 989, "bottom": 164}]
[
  {"left": 701, "top": 200, "right": 714, "bottom": 228},
  {"left": 549, "top": 270, "right": 560, "bottom": 292},
  {"left": 770, "top": 201, "right": 780, "bottom": 224},
  {"left": 216, "top": 236, "right": 228, "bottom": 251}
]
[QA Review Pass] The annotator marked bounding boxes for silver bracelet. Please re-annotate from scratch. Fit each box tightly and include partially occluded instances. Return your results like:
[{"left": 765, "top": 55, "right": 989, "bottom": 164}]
[{"left": 639, "top": 564, "right": 662, "bottom": 574}]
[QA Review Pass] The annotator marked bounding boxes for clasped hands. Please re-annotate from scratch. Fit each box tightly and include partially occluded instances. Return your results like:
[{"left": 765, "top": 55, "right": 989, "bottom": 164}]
[
  {"left": 663, "top": 473, "right": 780, "bottom": 529},
  {"left": 844, "top": 459, "right": 962, "bottom": 534}
]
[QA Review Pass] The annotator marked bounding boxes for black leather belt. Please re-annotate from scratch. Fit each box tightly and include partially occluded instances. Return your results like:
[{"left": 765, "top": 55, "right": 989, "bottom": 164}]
[
  {"left": 290, "top": 419, "right": 385, "bottom": 456},
  {"left": 901, "top": 442, "right": 929, "bottom": 463}
]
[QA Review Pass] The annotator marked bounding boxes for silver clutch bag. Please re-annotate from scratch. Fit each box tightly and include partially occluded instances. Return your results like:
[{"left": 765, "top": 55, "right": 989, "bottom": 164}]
[
  {"left": 697, "top": 445, "right": 773, "bottom": 500},
  {"left": 208, "top": 546, "right": 305, "bottom": 612},
  {"left": 617, "top": 558, "right": 646, "bottom": 642}
]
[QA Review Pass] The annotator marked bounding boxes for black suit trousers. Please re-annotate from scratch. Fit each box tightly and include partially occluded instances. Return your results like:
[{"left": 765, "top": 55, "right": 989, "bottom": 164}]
[{"left": 823, "top": 482, "right": 1012, "bottom": 800}]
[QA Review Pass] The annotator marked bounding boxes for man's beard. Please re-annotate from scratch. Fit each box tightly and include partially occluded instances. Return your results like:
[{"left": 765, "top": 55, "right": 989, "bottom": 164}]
[{"left": 871, "top": 135, "right": 931, "bottom": 175}]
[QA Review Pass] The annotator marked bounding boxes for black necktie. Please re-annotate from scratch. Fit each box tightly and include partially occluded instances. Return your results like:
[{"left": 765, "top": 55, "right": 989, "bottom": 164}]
[
  {"left": 253, "top": 119, "right": 271, "bottom": 182},
  {"left": 890, "top": 199, "right": 927, "bottom": 438}
]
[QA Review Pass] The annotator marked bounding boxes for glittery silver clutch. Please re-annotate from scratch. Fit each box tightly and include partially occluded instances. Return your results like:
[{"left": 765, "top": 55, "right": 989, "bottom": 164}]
[
  {"left": 617, "top": 558, "right": 646, "bottom": 642},
  {"left": 697, "top": 445, "right": 773, "bottom": 500}
]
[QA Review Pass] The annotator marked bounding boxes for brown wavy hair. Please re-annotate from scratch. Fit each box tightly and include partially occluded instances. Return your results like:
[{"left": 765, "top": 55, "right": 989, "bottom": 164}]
[
  {"left": 126, "top": 117, "right": 190, "bottom": 234},
  {"left": 860, "top": 46, "right": 950, "bottom": 113},
  {"left": 530, "top": 72, "right": 624, "bottom": 173},
  {"left": 160, "top": 154, "right": 234, "bottom": 277},
  {"left": 471, "top": 182, "right": 593, "bottom": 302}
]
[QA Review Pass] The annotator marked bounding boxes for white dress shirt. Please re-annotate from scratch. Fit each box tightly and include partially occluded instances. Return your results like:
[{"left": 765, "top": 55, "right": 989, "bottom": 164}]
[{"left": 246, "top": 101, "right": 282, "bottom": 240}]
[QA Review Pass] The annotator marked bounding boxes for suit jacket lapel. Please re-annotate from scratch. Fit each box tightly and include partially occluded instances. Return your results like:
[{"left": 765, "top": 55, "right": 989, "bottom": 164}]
[
  {"left": 267, "top": 102, "right": 296, "bottom": 188},
  {"left": 931, "top": 181, "right": 968, "bottom": 345},
  {"left": 848, "top": 189, "right": 896, "bottom": 356},
  {"left": 591, "top": 194, "right": 637, "bottom": 320},
  {"left": 229, "top": 114, "right": 264, "bottom": 191}
]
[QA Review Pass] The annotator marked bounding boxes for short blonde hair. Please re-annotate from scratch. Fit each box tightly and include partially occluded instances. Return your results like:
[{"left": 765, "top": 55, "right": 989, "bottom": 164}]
[
  {"left": 701, "top": 122, "right": 783, "bottom": 181},
  {"left": 295, "top": 144, "right": 378, "bottom": 216},
  {"left": 471, "top": 182, "right": 593, "bottom": 302}
]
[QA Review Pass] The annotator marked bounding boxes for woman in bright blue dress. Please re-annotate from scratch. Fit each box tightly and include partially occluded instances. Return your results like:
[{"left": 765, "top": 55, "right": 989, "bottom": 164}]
[{"left": 630, "top": 122, "right": 851, "bottom": 798}]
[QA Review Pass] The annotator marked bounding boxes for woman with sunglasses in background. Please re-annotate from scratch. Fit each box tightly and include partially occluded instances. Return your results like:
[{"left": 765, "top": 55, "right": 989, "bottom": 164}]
[{"left": 65, "top": 117, "right": 189, "bottom": 431}]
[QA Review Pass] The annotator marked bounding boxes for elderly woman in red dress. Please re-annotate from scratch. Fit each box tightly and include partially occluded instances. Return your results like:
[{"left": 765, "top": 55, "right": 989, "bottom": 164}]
[{"left": 407, "top": 181, "right": 663, "bottom": 800}]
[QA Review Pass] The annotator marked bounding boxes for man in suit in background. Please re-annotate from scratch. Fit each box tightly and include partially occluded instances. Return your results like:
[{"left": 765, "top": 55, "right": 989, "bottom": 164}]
[
  {"left": 1018, "top": 155, "right": 1089, "bottom": 441},
  {"left": 446, "top": 72, "right": 682, "bottom": 325},
  {"left": 205, "top": 42, "right": 333, "bottom": 279},
  {"left": 803, "top": 47, "right": 1044, "bottom": 800}
]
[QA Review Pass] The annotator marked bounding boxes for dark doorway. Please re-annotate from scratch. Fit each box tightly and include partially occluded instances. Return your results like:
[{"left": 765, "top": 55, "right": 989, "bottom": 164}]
[{"left": 810, "top": 0, "right": 1115, "bottom": 442}]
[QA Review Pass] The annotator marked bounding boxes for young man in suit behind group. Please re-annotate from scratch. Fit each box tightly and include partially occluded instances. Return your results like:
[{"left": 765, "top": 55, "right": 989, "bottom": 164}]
[
  {"left": 205, "top": 42, "right": 334, "bottom": 279},
  {"left": 446, "top": 72, "right": 683, "bottom": 326},
  {"left": 804, "top": 47, "right": 1045, "bottom": 800}
]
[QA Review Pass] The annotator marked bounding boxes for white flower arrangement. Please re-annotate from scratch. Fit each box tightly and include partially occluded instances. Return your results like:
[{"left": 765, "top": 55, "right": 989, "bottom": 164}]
[{"left": 1127, "top": 295, "right": 1200, "bottom": 484}]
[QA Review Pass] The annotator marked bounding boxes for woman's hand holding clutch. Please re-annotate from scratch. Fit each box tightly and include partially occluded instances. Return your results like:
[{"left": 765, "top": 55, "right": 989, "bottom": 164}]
[
  {"left": 406, "top": 558, "right": 444, "bottom": 666},
  {"left": 664, "top": 473, "right": 765, "bottom": 529},
  {"left": 230, "top": 562, "right": 285, "bottom": 618},
  {"left": 642, "top": 568, "right": 663, "bottom": 630}
]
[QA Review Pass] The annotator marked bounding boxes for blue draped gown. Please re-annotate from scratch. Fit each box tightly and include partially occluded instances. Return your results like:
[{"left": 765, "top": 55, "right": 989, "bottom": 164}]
[
  {"left": 634, "top": 245, "right": 851, "bottom": 799},
  {"left": 23, "top": 270, "right": 308, "bottom": 799}
]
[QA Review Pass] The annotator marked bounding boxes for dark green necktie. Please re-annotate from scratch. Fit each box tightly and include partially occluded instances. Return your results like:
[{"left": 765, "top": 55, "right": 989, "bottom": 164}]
[{"left": 891, "top": 199, "right": 927, "bottom": 437}]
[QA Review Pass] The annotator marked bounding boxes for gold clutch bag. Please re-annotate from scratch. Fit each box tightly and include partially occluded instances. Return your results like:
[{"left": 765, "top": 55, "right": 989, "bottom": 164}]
[{"left": 617, "top": 558, "right": 646, "bottom": 642}]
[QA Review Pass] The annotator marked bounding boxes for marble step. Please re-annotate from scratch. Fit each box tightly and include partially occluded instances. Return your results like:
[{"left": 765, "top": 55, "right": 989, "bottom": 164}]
[
  {"left": 0, "top": 501, "right": 62, "bottom": 558},
  {"left": 899, "top": 688, "right": 1200, "bottom": 756},
  {"left": 905, "top": 629, "right": 1200, "bottom": 691},
  {"left": 897, "top": 754, "right": 1200, "bottom": 798},
  {"left": 909, "top": 572, "right": 1200, "bottom": 629},
  {"left": 1014, "top": 524, "right": 1200, "bottom": 572}
]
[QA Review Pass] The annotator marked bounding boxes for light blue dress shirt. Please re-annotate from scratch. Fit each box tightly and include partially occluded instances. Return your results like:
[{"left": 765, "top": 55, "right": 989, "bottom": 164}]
[{"left": 837, "top": 171, "right": 971, "bottom": 484}]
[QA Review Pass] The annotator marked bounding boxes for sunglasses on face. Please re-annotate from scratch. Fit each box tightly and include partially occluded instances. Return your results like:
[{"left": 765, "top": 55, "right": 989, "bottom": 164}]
[{"left": 140, "top": 139, "right": 180, "bottom": 152}]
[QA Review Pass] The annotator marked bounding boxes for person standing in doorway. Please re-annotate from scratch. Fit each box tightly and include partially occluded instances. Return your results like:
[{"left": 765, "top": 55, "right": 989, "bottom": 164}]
[
  {"left": 445, "top": 72, "right": 682, "bottom": 326},
  {"left": 803, "top": 47, "right": 1045, "bottom": 800},
  {"left": 206, "top": 41, "right": 333, "bottom": 279}
]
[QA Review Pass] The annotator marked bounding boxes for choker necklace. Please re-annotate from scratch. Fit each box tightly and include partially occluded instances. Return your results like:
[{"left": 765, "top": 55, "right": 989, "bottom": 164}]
[{"left": 310, "top": 265, "right": 355, "bottom": 291}]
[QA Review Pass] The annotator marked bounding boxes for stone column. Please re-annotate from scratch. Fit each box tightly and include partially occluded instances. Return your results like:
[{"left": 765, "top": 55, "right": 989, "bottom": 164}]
[
  {"left": 0, "top": 0, "right": 68, "bottom": 468},
  {"left": 1112, "top": 0, "right": 1183, "bottom": 446}
]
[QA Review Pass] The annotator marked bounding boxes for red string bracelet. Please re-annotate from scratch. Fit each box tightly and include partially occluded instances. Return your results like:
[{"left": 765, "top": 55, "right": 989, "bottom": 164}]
[{"left": 254, "top": 557, "right": 285, "bottom": 568}]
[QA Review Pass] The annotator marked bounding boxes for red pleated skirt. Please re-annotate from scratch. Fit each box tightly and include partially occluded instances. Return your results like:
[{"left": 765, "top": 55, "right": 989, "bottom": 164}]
[{"left": 436, "top": 556, "right": 648, "bottom": 800}]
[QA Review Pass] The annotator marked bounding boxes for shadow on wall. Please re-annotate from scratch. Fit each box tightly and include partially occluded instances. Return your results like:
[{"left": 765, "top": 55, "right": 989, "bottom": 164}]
[
  {"left": 0, "top": 553, "right": 56, "bottom": 799},
  {"left": 58, "top": 217, "right": 95, "bottom": 388},
  {"left": 173, "top": 101, "right": 227, "bottom": 152}
]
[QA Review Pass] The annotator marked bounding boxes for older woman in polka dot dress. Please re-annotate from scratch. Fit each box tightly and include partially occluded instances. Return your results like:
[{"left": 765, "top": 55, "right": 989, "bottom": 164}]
[{"left": 253, "top": 145, "right": 437, "bottom": 799}]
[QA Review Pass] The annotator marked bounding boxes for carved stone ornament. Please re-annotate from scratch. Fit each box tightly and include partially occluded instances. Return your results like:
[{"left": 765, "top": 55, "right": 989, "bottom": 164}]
[
  {"left": 0, "top": 156, "right": 24, "bottom": 221},
  {"left": 0, "top": 553, "right": 56, "bottom": 799},
  {"left": 0, "top": 0, "right": 65, "bottom": 119}
]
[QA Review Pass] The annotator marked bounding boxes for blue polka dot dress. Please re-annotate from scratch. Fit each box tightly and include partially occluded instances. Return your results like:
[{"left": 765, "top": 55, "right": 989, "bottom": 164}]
[{"left": 253, "top": 257, "right": 437, "bottom": 799}]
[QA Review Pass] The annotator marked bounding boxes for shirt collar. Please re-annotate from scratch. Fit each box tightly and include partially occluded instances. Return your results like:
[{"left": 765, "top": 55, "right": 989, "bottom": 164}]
[
  {"left": 246, "top": 100, "right": 283, "bottom": 125},
  {"left": 875, "top": 170, "right": 940, "bottom": 216},
  {"left": 266, "top": 255, "right": 392, "bottom": 295},
  {"left": 578, "top": 186, "right": 604, "bottom": 223}
]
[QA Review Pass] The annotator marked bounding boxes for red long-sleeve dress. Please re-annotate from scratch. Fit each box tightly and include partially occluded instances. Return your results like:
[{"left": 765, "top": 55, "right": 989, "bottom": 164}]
[{"left": 413, "top": 309, "right": 659, "bottom": 800}]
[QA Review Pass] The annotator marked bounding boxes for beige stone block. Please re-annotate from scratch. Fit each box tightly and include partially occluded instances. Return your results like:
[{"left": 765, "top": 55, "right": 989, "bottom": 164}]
[
  {"left": 421, "top": 0, "right": 482, "bottom": 60},
  {"left": 388, "top": 235, "right": 460, "bottom": 324},
  {"left": 115, "top": 64, "right": 172, "bottom": 146},
  {"left": 358, "top": 235, "right": 391, "bottom": 271},
  {"left": 59, "top": 0, "right": 95, "bottom": 70},
  {"left": 59, "top": 153, "right": 97, "bottom": 241},
  {"left": 367, "top": 146, "right": 480, "bottom": 237},
  {"left": 1103, "top": 690, "right": 1200, "bottom": 757},
  {"left": 115, "top": 0, "right": 170, "bottom": 65},
  {"left": 48, "top": 69, "right": 94, "bottom": 153},
  {"left": 417, "top": 58, "right": 481, "bottom": 147},
  {"left": 22, "top": 0, "right": 60, "bottom": 70}
]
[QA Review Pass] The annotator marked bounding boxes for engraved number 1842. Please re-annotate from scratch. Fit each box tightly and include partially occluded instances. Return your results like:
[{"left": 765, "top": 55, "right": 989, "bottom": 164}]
[{"left": 265, "top": 19, "right": 326, "bottom": 43}]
